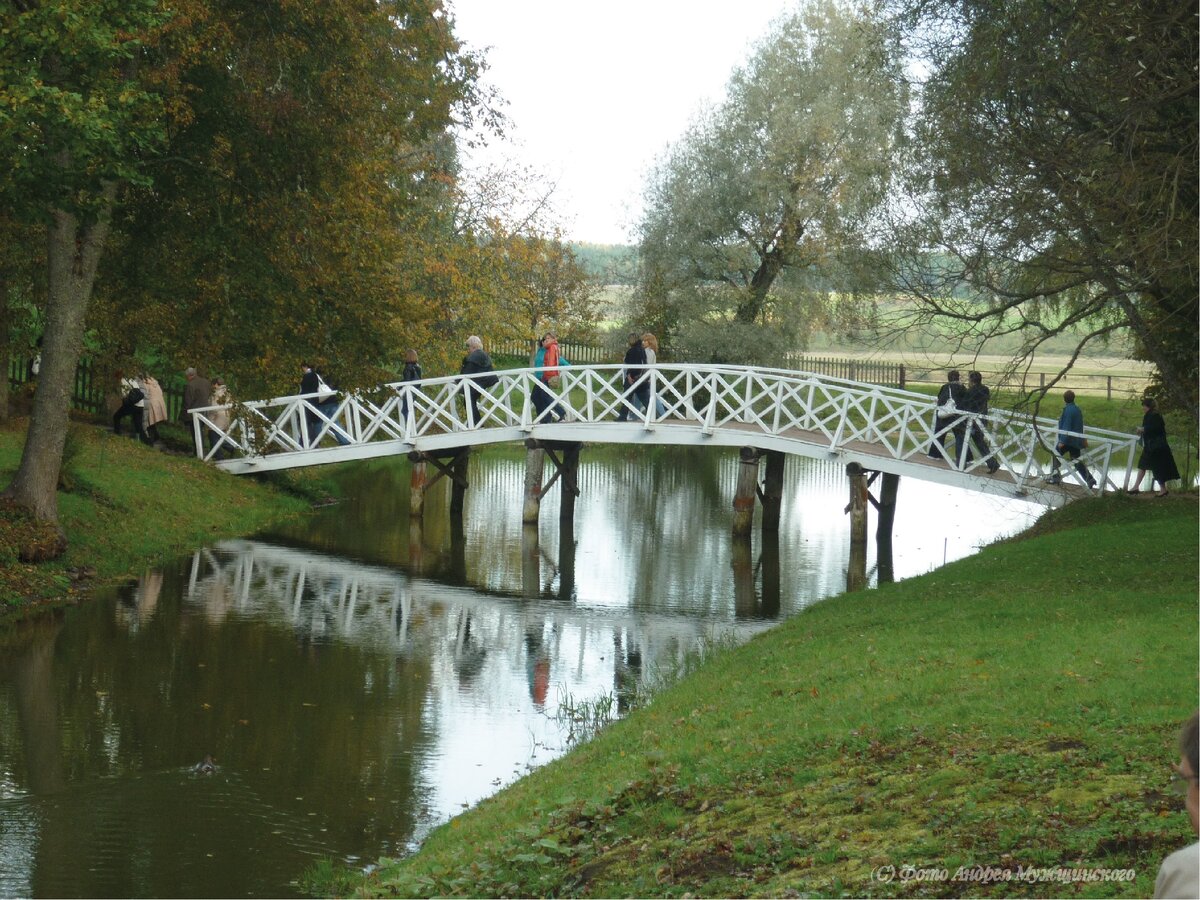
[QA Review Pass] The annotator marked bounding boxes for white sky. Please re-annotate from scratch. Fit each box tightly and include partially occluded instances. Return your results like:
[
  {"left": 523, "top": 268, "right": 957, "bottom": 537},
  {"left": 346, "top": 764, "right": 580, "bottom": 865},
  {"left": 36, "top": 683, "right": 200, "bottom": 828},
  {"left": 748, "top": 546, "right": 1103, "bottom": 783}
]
[{"left": 447, "top": 0, "right": 797, "bottom": 245}]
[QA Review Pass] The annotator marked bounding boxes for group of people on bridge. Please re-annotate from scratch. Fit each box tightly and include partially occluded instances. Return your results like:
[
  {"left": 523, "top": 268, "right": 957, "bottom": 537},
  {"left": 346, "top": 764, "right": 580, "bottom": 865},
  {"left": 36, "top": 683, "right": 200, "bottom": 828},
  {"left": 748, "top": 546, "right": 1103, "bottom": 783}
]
[
  {"left": 176, "top": 341, "right": 1184, "bottom": 498},
  {"left": 927, "top": 369, "right": 1001, "bottom": 474}
]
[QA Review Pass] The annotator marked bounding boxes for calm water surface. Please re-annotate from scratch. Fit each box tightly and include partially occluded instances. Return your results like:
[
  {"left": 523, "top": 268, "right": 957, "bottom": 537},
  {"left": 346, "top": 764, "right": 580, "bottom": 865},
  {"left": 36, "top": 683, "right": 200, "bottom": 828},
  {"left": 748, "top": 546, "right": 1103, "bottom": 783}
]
[{"left": 0, "top": 447, "right": 1041, "bottom": 897}]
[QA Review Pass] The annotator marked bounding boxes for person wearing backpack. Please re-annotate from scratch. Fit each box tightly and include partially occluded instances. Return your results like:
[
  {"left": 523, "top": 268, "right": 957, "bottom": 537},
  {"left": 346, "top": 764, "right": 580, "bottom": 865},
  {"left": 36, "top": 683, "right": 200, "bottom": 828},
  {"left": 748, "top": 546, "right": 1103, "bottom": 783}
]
[{"left": 460, "top": 335, "right": 496, "bottom": 425}]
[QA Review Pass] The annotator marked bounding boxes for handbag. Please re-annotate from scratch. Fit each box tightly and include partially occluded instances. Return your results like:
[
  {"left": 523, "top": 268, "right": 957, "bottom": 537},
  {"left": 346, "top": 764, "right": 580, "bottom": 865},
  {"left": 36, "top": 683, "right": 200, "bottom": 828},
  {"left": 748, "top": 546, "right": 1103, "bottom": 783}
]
[
  {"left": 125, "top": 387, "right": 145, "bottom": 405},
  {"left": 936, "top": 398, "right": 956, "bottom": 416}
]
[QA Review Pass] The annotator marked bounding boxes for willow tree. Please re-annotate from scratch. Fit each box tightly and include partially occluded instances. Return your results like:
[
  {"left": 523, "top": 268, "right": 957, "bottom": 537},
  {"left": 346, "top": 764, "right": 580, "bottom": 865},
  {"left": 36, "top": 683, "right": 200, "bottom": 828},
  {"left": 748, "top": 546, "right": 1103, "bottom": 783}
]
[
  {"left": 884, "top": 0, "right": 1197, "bottom": 423},
  {"left": 635, "top": 0, "right": 907, "bottom": 365}
]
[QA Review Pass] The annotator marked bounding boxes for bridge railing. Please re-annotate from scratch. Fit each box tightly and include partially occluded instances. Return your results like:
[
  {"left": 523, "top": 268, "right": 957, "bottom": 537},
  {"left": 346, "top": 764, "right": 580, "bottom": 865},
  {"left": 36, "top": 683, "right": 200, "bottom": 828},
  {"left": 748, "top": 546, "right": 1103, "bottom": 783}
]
[{"left": 190, "top": 363, "right": 1140, "bottom": 494}]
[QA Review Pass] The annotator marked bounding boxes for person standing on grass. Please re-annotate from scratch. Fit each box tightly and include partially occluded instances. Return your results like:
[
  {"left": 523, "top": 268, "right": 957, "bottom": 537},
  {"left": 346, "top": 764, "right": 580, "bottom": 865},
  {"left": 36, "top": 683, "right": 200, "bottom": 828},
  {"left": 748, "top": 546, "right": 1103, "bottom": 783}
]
[
  {"left": 1154, "top": 711, "right": 1198, "bottom": 898},
  {"left": 140, "top": 372, "right": 168, "bottom": 446},
  {"left": 928, "top": 369, "right": 965, "bottom": 461},
  {"left": 1131, "top": 396, "right": 1181, "bottom": 497},
  {"left": 959, "top": 370, "right": 999, "bottom": 473},
  {"left": 1048, "top": 390, "right": 1096, "bottom": 488},
  {"left": 113, "top": 372, "right": 149, "bottom": 443}
]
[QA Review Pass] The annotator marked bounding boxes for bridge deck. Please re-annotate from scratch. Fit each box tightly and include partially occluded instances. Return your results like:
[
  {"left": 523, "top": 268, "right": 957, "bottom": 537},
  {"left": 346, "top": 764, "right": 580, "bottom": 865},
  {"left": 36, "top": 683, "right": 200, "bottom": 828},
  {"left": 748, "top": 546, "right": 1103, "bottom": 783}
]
[{"left": 190, "top": 364, "right": 1138, "bottom": 507}]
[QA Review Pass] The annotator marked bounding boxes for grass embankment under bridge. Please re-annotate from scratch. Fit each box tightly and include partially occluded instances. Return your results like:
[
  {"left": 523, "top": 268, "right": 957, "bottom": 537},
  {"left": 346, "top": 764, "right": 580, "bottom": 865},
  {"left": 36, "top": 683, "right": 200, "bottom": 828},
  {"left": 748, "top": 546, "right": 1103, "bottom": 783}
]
[
  {"left": 0, "top": 417, "right": 328, "bottom": 615},
  {"left": 338, "top": 495, "right": 1198, "bottom": 899}
]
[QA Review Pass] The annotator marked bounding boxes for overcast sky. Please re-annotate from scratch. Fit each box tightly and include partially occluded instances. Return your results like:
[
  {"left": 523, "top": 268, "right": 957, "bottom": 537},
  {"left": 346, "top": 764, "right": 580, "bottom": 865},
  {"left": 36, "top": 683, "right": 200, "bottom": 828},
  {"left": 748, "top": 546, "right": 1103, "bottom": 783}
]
[{"left": 447, "top": 0, "right": 796, "bottom": 245}]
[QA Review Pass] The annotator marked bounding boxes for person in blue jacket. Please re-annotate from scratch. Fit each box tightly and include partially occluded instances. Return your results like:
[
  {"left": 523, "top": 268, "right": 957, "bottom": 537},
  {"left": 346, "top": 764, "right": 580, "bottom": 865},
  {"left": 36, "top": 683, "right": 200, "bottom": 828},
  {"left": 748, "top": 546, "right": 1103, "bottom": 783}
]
[{"left": 1048, "top": 390, "right": 1096, "bottom": 487}]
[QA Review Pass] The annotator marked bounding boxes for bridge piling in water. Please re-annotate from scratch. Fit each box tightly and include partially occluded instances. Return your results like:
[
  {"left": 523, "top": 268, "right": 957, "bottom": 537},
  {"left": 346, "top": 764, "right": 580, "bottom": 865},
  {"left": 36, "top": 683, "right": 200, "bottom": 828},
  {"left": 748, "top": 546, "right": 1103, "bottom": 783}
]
[
  {"left": 733, "top": 447, "right": 762, "bottom": 537},
  {"left": 449, "top": 449, "right": 470, "bottom": 517},
  {"left": 846, "top": 463, "right": 870, "bottom": 590},
  {"left": 408, "top": 454, "right": 428, "bottom": 518},
  {"left": 761, "top": 450, "right": 785, "bottom": 532},
  {"left": 522, "top": 443, "right": 546, "bottom": 524},
  {"left": 521, "top": 440, "right": 583, "bottom": 529}
]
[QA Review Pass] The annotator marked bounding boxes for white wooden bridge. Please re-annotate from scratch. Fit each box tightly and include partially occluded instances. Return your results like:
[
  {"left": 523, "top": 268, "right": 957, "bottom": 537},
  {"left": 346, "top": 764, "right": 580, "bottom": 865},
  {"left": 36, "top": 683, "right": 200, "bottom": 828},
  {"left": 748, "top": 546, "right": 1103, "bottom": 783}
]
[{"left": 190, "top": 364, "right": 1141, "bottom": 507}]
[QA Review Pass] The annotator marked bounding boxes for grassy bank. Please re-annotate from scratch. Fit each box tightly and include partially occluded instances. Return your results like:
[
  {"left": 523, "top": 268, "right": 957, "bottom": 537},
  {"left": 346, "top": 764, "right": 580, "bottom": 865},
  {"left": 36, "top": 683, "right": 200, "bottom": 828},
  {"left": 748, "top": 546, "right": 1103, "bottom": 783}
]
[
  {"left": 0, "top": 418, "right": 326, "bottom": 615},
  {"left": 341, "top": 495, "right": 1198, "bottom": 899}
]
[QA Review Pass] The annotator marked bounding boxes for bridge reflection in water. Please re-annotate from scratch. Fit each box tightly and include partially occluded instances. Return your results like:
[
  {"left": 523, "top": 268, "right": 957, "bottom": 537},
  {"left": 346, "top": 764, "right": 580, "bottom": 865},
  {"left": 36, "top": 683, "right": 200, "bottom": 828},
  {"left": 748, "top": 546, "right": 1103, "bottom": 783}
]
[{"left": 185, "top": 538, "right": 778, "bottom": 672}]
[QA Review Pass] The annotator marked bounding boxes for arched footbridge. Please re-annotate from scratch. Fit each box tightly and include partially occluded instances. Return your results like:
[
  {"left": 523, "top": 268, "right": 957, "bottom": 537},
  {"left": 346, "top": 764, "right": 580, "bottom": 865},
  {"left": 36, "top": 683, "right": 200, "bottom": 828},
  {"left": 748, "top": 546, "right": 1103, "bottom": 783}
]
[{"left": 191, "top": 364, "right": 1140, "bottom": 507}]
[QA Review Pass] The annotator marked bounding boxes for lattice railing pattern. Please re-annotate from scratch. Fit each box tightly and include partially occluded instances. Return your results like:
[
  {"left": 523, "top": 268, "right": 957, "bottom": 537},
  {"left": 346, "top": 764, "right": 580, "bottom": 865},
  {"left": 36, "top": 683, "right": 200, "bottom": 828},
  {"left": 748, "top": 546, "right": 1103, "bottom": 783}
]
[{"left": 191, "top": 364, "right": 1140, "bottom": 495}]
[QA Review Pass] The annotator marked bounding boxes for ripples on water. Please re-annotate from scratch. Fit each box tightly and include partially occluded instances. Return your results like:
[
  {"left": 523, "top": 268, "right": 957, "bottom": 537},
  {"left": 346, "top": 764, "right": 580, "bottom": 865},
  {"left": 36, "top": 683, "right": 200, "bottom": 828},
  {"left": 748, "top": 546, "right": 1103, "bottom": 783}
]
[{"left": 0, "top": 448, "right": 1041, "bottom": 897}]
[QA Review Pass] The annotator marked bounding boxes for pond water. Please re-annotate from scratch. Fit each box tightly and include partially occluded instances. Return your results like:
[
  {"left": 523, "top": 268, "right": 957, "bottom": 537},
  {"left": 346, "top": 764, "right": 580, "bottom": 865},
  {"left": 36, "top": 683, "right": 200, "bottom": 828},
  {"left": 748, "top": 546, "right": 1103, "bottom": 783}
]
[{"left": 0, "top": 446, "right": 1041, "bottom": 897}]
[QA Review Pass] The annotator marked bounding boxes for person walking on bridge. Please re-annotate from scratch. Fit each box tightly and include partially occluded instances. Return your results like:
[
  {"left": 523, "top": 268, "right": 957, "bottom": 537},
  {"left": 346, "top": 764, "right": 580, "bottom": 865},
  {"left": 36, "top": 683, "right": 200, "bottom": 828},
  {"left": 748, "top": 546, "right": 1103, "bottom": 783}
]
[
  {"left": 181, "top": 366, "right": 212, "bottom": 452},
  {"left": 615, "top": 333, "right": 648, "bottom": 422},
  {"left": 928, "top": 369, "right": 965, "bottom": 461},
  {"left": 959, "top": 370, "right": 999, "bottom": 473},
  {"left": 1048, "top": 390, "right": 1096, "bottom": 488},
  {"left": 533, "top": 332, "right": 569, "bottom": 422},
  {"left": 399, "top": 349, "right": 422, "bottom": 423},
  {"left": 460, "top": 335, "right": 496, "bottom": 426}
]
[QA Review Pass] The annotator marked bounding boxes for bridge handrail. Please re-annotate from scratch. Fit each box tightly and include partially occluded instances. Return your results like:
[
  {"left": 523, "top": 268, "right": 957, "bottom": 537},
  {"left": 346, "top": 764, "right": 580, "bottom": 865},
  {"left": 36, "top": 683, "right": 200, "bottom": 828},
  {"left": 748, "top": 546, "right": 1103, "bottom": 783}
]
[{"left": 188, "top": 363, "right": 1140, "bottom": 498}]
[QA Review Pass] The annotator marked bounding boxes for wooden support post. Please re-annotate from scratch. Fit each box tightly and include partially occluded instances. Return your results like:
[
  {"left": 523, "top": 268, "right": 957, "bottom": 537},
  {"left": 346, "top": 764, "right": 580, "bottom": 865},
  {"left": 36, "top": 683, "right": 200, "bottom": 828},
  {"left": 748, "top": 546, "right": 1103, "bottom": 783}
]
[
  {"left": 875, "top": 473, "right": 899, "bottom": 543},
  {"left": 760, "top": 531, "right": 781, "bottom": 617},
  {"left": 731, "top": 537, "right": 756, "bottom": 617},
  {"left": 846, "top": 462, "right": 869, "bottom": 592},
  {"left": 732, "top": 447, "right": 761, "bottom": 537},
  {"left": 408, "top": 451, "right": 428, "bottom": 518},
  {"left": 448, "top": 516, "right": 466, "bottom": 582},
  {"left": 762, "top": 450, "right": 785, "bottom": 533},
  {"left": 408, "top": 518, "right": 425, "bottom": 575},
  {"left": 523, "top": 440, "right": 545, "bottom": 524},
  {"left": 876, "top": 472, "right": 899, "bottom": 585},
  {"left": 449, "top": 448, "right": 470, "bottom": 517},
  {"left": 559, "top": 443, "right": 581, "bottom": 526},
  {"left": 846, "top": 462, "right": 868, "bottom": 550},
  {"left": 558, "top": 518, "right": 577, "bottom": 602},
  {"left": 521, "top": 525, "right": 541, "bottom": 598}
]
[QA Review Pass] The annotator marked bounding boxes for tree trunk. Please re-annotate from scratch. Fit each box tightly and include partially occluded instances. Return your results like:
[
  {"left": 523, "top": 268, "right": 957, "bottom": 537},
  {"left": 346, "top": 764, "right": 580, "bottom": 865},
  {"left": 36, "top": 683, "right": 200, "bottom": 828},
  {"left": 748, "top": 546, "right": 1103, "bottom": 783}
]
[{"left": 4, "top": 187, "right": 116, "bottom": 524}]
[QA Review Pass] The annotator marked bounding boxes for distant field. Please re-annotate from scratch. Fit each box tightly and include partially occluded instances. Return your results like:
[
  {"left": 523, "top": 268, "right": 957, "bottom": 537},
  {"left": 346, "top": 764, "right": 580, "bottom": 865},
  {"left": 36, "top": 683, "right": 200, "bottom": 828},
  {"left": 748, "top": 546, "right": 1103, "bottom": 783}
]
[{"left": 801, "top": 350, "right": 1152, "bottom": 398}]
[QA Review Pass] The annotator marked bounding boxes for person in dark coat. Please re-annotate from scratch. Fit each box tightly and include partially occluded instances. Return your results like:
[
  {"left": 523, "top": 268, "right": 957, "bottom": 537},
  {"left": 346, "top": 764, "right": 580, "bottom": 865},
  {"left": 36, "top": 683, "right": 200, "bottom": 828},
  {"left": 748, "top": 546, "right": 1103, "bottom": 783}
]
[
  {"left": 959, "top": 370, "right": 999, "bottom": 473},
  {"left": 1048, "top": 390, "right": 1096, "bottom": 487},
  {"left": 459, "top": 335, "right": 495, "bottom": 425},
  {"left": 181, "top": 366, "right": 212, "bottom": 452},
  {"left": 1131, "top": 396, "right": 1181, "bottom": 496},
  {"left": 399, "top": 349, "right": 422, "bottom": 423},
  {"left": 299, "top": 363, "right": 322, "bottom": 447},
  {"left": 615, "top": 333, "right": 648, "bottom": 422},
  {"left": 928, "top": 369, "right": 965, "bottom": 461}
]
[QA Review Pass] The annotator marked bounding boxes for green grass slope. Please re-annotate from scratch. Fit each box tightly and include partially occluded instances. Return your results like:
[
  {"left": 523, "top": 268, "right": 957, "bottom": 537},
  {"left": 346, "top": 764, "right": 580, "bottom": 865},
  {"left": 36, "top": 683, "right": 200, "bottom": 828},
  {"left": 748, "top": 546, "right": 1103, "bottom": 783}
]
[
  {"left": 0, "top": 419, "right": 319, "bottom": 612},
  {"left": 348, "top": 495, "right": 1198, "bottom": 899}
]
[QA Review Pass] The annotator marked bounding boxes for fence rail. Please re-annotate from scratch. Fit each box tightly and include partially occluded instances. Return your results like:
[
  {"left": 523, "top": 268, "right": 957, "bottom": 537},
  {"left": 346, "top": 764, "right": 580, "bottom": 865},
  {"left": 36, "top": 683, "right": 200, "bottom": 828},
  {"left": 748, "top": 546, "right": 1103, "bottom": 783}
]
[
  {"left": 7, "top": 357, "right": 187, "bottom": 421},
  {"left": 6, "top": 351, "right": 1151, "bottom": 422}
]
